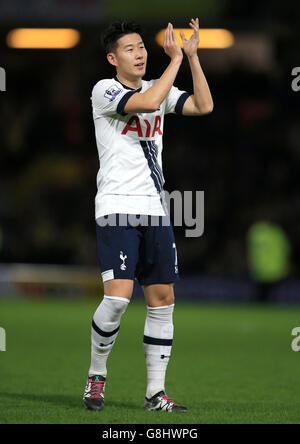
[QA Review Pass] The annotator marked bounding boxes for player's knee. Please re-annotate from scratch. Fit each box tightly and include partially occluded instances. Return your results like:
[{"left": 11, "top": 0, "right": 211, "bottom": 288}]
[
  {"left": 103, "top": 279, "right": 133, "bottom": 300},
  {"left": 165, "top": 293, "right": 175, "bottom": 306},
  {"left": 154, "top": 286, "right": 175, "bottom": 306}
]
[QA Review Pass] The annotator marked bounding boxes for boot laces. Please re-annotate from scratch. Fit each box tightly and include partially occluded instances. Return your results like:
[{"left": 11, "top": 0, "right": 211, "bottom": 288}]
[
  {"left": 89, "top": 379, "right": 105, "bottom": 399},
  {"left": 161, "top": 394, "right": 179, "bottom": 407}
]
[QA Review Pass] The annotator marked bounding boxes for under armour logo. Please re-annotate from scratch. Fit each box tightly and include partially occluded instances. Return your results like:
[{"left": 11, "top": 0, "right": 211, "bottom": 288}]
[
  {"left": 120, "top": 251, "right": 127, "bottom": 270},
  {"left": 99, "top": 340, "right": 114, "bottom": 347}
]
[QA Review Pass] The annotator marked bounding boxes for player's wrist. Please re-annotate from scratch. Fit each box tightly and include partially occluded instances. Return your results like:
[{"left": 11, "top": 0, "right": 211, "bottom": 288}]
[
  {"left": 170, "top": 55, "right": 183, "bottom": 64},
  {"left": 187, "top": 52, "right": 199, "bottom": 61}
]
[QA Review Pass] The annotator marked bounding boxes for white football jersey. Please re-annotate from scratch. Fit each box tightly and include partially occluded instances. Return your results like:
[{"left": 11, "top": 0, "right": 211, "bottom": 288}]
[{"left": 91, "top": 76, "right": 191, "bottom": 219}]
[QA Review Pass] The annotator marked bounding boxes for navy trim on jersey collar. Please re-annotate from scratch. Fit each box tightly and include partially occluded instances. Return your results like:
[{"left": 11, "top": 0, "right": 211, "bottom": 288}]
[{"left": 114, "top": 76, "right": 142, "bottom": 92}]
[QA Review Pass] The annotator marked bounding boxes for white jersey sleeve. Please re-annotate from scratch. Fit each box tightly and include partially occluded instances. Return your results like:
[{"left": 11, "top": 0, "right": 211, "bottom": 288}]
[
  {"left": 164, "top": 85, "right": 191, "bottom": 115},
  {"left": 92, "top": 79, "right": 141, "bottom": 118}
]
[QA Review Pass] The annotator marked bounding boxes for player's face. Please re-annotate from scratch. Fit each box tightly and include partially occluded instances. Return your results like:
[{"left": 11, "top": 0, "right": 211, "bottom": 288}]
[{"left": 110, "top": 33, "right": 147, "bottom": 79}]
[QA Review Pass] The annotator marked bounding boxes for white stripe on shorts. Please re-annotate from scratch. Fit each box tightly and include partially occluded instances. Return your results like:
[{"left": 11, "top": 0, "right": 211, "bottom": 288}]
[{"left": 101, "top": 269, "right": 114, "bottom": 282}]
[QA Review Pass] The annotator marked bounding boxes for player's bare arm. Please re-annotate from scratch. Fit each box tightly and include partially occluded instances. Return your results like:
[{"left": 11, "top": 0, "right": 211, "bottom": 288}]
[
  {"left": 180, "top": 18, "right": 214, "bottom": 116},
  {"left": 124, "top": 23, "right": 183, "bottom": 113}
]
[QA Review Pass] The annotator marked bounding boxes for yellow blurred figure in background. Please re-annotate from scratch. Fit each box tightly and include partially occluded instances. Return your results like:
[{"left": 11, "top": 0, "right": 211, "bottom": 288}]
[{"left": 247, "top": 221, "right": 291, "bottom": 302}]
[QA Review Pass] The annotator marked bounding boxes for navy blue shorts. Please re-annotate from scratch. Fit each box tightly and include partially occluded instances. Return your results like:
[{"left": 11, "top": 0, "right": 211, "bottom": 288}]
[{"left": 96, "top": 213, "right": 180, "bottom": 286}]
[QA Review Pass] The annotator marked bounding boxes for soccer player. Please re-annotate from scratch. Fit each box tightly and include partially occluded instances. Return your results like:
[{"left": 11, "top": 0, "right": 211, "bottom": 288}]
[{"left": 83, "top": 18, "right": 213, "bottom": 412}]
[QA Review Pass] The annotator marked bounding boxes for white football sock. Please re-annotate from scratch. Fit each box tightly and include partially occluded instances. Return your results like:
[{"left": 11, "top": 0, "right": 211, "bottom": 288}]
[
  {"left": 143, "top": 304, "right": 174, "bottom": 399},
  {"left": 89, "top": 295, "right": 130, "bottom": 378}
]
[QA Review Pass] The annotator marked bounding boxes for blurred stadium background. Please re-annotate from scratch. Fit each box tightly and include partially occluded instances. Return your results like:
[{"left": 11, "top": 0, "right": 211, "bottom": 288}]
[
  {"left": 0, "top": 0, "right": 299, "bottom": 303},
  {"left": 1, "top": 0, "right": 300, "bottom": 426}
]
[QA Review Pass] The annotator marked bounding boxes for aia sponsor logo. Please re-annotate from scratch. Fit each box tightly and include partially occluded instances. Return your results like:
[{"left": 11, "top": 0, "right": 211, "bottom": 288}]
[{"left": 122, "top": 115, "right": 162, "bottom": 138}]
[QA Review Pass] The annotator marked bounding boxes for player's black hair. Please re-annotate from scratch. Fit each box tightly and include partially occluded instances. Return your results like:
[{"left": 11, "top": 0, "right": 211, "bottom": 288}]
[{"left": 101, "top": 21, "right": 143, "bottom": 53}]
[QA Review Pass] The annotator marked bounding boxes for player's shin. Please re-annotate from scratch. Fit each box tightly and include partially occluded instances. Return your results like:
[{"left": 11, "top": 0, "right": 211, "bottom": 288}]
[
  {"left": 89, "top": 295, "right": 130, "bottom": 377},
  {"left": 143, "top": 304, "right": 174, "bottom": 399}
]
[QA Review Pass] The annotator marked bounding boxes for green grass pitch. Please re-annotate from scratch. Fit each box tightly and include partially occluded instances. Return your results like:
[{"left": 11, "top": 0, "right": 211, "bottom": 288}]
[{"left": 0, "top": 298, "right": 300, "bottom": 424}]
